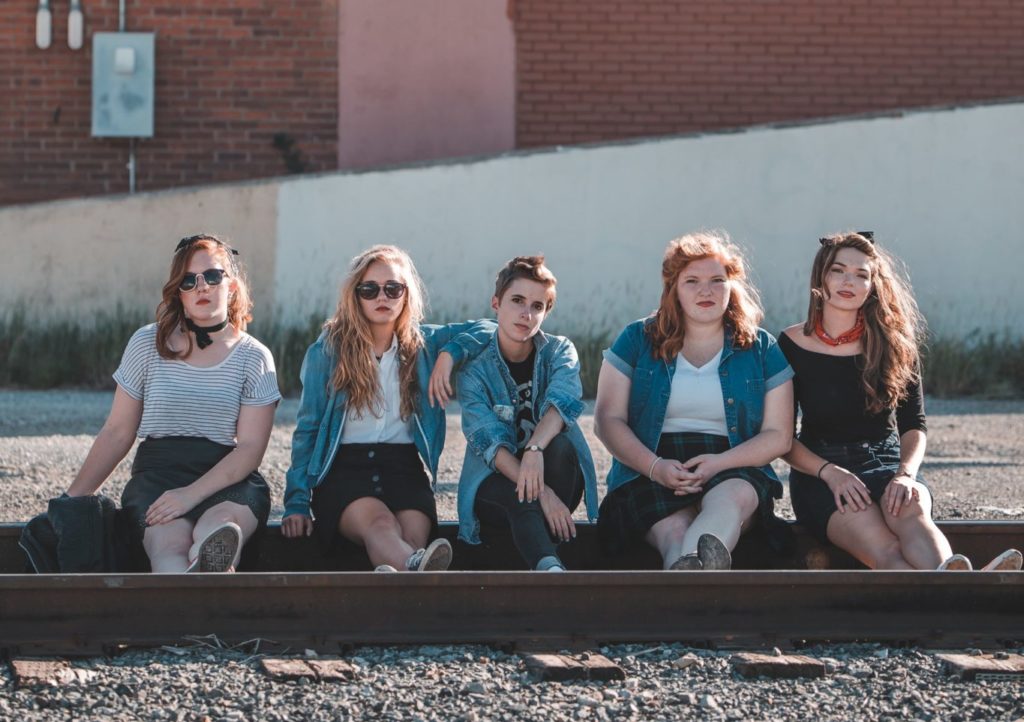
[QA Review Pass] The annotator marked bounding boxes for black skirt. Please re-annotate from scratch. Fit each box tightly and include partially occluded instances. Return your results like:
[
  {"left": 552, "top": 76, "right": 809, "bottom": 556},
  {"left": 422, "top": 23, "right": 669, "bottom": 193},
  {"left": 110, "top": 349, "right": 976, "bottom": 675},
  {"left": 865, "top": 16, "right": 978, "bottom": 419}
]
[
  {"left": 311, "top": 443, "right": 437, "bottom": 551},
  {"left": 597, "top": 432, "right": 785, "bottom": 555},
  {"left": 121, "top": 436, "right": 271, "bottom": 536}
]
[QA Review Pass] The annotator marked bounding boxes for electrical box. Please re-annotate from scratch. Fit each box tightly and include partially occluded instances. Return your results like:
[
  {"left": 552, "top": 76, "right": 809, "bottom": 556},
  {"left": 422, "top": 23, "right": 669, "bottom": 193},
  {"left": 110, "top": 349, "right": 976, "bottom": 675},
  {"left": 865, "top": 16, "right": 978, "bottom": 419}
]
[{"left": 91, "top": 32, "right": 155, "bottom": 138}]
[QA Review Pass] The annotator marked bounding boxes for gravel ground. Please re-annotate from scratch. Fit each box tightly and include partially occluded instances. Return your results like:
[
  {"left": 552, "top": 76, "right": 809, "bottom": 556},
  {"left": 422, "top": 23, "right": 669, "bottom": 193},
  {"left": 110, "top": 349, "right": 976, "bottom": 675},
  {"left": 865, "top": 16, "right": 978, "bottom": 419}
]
[{"left": 2, "top": 391, "right": 1023, "bottom": 721}]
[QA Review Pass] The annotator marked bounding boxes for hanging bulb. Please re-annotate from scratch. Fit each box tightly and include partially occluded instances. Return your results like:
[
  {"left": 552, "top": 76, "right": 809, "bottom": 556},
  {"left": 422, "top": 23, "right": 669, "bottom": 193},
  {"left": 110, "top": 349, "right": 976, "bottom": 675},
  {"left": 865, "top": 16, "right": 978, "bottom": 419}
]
[
  {"left": 35, "top": 0, "right": 52, "bottom": 50},
  {"left": 68, "top": 0, "right": 84, "bottom": 50}
]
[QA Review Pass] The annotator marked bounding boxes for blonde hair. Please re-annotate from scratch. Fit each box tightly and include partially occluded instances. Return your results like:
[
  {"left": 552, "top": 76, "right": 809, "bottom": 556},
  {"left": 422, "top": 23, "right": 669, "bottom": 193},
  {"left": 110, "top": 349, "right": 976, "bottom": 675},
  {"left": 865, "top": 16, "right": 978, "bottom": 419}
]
[
  {"left": 647, "top": 230, "right": 763, "bottom": 360},
  {"left": 155, "top": 234, "right": 252, "bottom": 359},
  {"left": 805, "top": 232, "right": 924, "bottom": 413},
  {"left": 324, "top": 245, "right": 426, "bottom": 419}
]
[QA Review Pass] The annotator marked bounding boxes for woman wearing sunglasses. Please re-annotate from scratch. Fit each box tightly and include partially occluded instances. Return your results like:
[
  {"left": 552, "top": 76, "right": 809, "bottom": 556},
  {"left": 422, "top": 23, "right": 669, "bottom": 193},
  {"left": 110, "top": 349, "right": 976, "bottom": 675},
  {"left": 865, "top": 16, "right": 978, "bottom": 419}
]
[
  {"left": 594, "top": 231, "right": 794, "bottom": 570},
  {"left": 282, "top": 245, "right": 494, "bottom": 572},
  {"left": 781, "top": 232, "right": 1021, "bottom": 571},
  {"left": 63, "top": 234, "right": 280, "bottom": 572}
]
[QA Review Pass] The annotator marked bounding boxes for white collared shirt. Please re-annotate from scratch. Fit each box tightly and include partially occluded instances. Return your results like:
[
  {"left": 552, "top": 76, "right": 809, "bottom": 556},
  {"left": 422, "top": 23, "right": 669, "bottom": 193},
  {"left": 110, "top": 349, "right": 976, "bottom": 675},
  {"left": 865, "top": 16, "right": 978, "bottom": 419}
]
[{"left": 340, "top": 335, "right": 415, "bottom": 444}]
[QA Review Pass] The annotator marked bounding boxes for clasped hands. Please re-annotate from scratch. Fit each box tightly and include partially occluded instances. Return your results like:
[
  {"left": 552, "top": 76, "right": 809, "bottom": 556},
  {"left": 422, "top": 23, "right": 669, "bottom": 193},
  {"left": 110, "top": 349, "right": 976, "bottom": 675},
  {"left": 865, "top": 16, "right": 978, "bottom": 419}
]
[{"left": 650, "top": 453, "right": 722, "bottom": 495}]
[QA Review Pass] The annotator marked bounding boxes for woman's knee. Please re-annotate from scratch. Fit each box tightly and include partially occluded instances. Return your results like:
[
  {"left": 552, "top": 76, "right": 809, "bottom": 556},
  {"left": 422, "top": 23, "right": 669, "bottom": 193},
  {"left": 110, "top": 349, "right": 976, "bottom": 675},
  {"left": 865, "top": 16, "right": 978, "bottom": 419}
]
[
  {"left": 703, "top": 479, "right": 759, "bottom": 516},
  {"left": 143, "top": 523, "right": 192, "bottom": 556}
]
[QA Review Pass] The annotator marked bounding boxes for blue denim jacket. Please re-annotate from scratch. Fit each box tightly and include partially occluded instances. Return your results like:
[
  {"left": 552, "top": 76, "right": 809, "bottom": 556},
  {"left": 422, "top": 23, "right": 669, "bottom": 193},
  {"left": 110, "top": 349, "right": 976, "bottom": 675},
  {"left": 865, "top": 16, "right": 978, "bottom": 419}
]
[
  {"left": 284, "top": 320, "right": 495, "bottom": 518},
  {"left": 456, "top": 330, "right": 599, "bottom": 544},
  {"left": 602, "top": 318, "right": 794, "bottom": 493}
]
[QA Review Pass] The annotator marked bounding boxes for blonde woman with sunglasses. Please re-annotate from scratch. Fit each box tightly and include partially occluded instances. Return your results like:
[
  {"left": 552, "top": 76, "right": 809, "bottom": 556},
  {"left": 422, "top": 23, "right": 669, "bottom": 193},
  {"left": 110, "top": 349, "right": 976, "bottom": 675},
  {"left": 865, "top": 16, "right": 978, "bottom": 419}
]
[
  {"left": 282, "top": 245, "right": 494, "bottom": 572},
  {"left": 58, "top": 234, "right": 280, "bottom": 573}
]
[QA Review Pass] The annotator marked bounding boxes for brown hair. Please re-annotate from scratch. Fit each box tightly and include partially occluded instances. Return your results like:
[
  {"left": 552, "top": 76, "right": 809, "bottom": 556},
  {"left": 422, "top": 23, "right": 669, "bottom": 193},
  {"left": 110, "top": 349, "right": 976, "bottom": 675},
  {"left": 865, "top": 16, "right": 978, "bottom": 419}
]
[
  {"left": 324, "top": 245, "right": 426, "bottom": 420},
  {"left": 155, "top": 234, "right": 252, "bottom": 359},
  {"left": 647, "top": 230, "right": 762, "bottom": 360},
  {"left": 804, "top": 232, "right": 925, "bottom": 413},
  {"left": 493, "top": 255, "right": 557, "bottom": 310}
]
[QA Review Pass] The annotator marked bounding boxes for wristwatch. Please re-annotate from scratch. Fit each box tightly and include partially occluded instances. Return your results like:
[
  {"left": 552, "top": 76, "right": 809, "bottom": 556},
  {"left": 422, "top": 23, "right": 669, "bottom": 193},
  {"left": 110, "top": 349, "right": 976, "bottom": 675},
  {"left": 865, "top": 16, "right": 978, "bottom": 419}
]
[{"left": 525, "top": 444, "right": 544, "bottom": 453}]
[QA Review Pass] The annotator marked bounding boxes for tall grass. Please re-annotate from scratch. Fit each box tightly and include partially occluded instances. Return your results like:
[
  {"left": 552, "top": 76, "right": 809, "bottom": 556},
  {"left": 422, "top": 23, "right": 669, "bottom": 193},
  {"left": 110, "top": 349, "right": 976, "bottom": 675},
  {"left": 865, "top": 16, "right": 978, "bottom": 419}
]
[{"left": 2, "top": 310, "right": 1022, "bottom": 399}]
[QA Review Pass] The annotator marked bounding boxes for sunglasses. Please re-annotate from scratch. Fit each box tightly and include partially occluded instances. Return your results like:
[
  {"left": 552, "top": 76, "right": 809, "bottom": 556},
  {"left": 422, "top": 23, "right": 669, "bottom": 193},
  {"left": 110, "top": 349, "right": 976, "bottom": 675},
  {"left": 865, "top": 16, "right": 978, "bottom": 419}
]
[
  {"left": 355, "top": 280, "right": 407, "bottom": 300},
  {"left": 819, "top": 230, "right": 874, "bottom": 246},
  {"left": 179, "top": 268, "right": 229, "bottom": 292}
]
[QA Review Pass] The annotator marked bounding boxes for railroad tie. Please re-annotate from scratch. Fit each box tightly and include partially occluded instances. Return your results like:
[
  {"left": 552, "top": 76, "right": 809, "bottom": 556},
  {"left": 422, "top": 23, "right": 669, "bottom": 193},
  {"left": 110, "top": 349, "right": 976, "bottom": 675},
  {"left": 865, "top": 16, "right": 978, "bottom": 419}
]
[{"left": 522, "top": 653, "right": 626, "bottom": 682}]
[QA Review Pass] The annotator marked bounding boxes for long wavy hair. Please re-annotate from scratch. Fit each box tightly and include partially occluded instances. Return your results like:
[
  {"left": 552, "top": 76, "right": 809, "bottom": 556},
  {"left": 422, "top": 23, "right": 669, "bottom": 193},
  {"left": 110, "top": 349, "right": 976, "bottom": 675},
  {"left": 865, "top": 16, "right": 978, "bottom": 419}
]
[
  {"left": 324, "top": 245, "right": 426, "bottom": 419},
  {"left": 155, "top": 234, "right": 251, "bottom": 359},
  {"left": 647, "top": 230, "right": 763, "bottom": 360},
  {"left": 804, "top": 232, "right": 925, "bottom": 413}
]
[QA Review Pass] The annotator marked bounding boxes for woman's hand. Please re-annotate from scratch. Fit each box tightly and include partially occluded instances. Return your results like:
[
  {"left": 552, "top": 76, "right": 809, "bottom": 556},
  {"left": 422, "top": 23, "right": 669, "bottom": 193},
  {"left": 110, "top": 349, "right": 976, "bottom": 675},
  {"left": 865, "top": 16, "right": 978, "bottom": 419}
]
[
  {"left": 517, "top": 450, "right": 545, "bottom": 502},
  {"left": 883, "top": 473, "right": 920, "bottom": 517},
  {"left": 651, "top": 458, "right": 703, "bottom": 496},
  {"left": 282, "top": 514, "right": 314, "bottom": 538},
  {"left": 821, "top": 463, "right": 872, "bottom": 513},
  {"left": 427, "top": 351, "right": 455, "bottom": 408},
  {"left": 145, "top": 487, "right": 200, "bottom": 526},
  {"left": 681, "top": 453, "right": 725, "bottom": 485},
  {"left": 539, "top": 487, "right": 576, "bottom": 542}
]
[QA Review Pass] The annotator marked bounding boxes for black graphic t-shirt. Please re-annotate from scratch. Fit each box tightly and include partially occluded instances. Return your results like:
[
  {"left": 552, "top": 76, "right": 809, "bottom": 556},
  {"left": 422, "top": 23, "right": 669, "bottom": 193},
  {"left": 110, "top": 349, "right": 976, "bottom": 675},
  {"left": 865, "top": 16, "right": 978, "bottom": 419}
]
[{"left": 504, "top": 347, "right": 536, "bottom": 450}]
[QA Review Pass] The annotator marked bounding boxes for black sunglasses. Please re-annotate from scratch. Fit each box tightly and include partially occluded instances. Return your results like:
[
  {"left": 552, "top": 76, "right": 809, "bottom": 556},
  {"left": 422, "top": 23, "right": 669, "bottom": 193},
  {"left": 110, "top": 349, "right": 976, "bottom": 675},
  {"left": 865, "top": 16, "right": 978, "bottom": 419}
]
[
  {"left": 180, "top": 268, "right": 229, "bottom": 292},
  {"left": 175, "top": 235, "right": 239, "bottom": 255},
  {"left": 820, "top": 230, "right": 874, "bottom": 246},
  {"left": 355, "top": 280, "right": 407, "bottom": 300}
]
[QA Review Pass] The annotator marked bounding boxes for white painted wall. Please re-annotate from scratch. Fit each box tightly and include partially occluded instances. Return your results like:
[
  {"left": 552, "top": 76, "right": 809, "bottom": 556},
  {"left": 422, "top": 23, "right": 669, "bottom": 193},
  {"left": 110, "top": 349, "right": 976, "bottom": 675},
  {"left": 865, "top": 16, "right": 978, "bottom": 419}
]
[
  {"left": 274, "top": 101, "right": 1024, "bottom": 339},
  {"left": 4, "top": 101, "right": 1022, "bottom": 342}
]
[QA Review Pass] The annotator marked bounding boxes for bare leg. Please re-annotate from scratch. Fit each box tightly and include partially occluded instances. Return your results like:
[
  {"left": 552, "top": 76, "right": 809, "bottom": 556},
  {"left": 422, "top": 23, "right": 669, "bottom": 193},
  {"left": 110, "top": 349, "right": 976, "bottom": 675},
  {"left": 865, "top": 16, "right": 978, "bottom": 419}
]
[
  {"left": 681, "top": 479, "right": 759, "bottom": 554},
  {"left": 143, "top": 518, "right": 194, "bottom": 573},
  {"left": 645, "top": 506, "right": 698, "bottom": 569},
  {"left": 826, "top": 506, "right": 913, "bottom": 570},
  {"left": 882, "top": 483, "right": 952, "bottom": 570},
  {"left": 190, "top": 501, "right": 259, "bottom": 565},
  {"left": 394, "top": 509, "right": 431, "bottom": 551},
  {"left": 339, "top": 497, "right": 417, "bottom": 570}
]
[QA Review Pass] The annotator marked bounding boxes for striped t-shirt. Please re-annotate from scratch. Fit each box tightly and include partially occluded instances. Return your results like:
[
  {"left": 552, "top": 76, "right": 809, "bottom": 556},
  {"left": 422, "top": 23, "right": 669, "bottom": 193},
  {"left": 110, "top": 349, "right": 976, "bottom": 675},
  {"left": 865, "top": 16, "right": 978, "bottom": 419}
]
[{"left": 113, "top": 323, "right": 281, "bottom": 446}]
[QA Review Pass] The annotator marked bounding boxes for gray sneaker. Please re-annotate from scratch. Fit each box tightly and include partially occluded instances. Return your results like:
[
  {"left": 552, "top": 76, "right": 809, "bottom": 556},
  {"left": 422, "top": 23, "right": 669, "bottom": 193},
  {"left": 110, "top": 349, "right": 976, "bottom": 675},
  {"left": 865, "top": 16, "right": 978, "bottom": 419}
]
[
  {"left": 406, "top": 538, "right": 452, "bottom": 572},
  {"left": 697, "top": 533, "right": 732, "bottom": 570},
  {"left": 374, "top": 564, "right": 398, "bottom": 573},
  {"left": 669, "top": 552, "right": 703, "bottom": 570}
]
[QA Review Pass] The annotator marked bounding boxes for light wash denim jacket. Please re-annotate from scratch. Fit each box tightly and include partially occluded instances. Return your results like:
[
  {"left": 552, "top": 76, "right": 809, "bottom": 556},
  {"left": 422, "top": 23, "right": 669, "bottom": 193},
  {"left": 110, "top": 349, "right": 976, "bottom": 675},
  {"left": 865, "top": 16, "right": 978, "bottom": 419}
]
[
  {"left": 284, "top": 320, "right": 495, "bottom": 518},
  {"left": 456, "top": 330, "right": 599, "bottom": 544},
  {"left": 602, "top": 318, "right": 794, "bottom": 493}
]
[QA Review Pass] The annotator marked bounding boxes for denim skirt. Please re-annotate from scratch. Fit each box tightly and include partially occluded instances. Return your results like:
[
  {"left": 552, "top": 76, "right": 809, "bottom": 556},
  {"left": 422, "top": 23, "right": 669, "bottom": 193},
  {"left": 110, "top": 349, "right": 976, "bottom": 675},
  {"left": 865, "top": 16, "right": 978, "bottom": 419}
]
[{"left": 790, "top": 432, "right": 931, "bottom": 543}]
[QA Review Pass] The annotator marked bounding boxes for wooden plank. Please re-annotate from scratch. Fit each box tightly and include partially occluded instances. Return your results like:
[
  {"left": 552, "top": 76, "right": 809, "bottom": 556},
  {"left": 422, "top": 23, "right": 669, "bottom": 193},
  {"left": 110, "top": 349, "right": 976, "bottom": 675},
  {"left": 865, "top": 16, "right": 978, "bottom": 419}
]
[
  {"left": 523, "top": 653, "right": 625, "bottom": 682},
  {"left": 260, "top": 658, "right": 357, "bottom": 682},
  {"left": 936, "top": 653, "right": 1024, "bottom": 680},
  {"left": 10, "top": 659, "right": 68, "bottom": 687},
  {"left": 732, "top": 652, "right": 826, "bottom": 679}
]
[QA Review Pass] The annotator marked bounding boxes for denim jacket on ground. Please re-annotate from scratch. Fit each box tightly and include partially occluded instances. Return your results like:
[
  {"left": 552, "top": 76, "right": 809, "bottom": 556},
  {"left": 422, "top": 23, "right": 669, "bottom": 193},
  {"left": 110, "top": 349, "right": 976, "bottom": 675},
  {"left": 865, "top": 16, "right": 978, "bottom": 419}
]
[
  {"left": 284, "top": 320, "right": 495, "bottom": 518},
  {"left": 602, "top": 317, "right": 794, "bottom": 493},
  {"left": 456, "top": 330, "right": 599, "bottom": 544}
]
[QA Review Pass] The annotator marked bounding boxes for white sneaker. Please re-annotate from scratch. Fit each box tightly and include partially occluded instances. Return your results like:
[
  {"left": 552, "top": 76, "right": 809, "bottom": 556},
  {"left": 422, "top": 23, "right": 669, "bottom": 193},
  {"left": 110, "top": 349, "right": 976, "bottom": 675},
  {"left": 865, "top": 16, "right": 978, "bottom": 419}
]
[
  {"left": 186, "top": 522, "right": 242, "bottom": 573},
  {"left": 937, "top": 553, "right": 972, "bottom": 571},
  {"left": 374, "top": 564, "right": 398, "bottom": 572},
  {"left": 980, "top": 548, "right": 1023, "bottom": 571},
  {"left": 406, "top": 538, "right": 453, "bottom": 572}
]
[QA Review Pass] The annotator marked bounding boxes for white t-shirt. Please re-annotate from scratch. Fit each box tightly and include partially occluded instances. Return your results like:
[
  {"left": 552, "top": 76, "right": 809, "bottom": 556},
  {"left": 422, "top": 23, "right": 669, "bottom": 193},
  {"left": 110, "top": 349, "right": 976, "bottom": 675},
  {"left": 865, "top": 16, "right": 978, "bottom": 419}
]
[
  {"left": 340, "top": 334, "right": 414, "bottom": 444},
  {"left": 113, "top": 323, "right": 281, "bottom": 446},
  {"left": 661, "top": 349, "right": 728, "bottom": 436}
]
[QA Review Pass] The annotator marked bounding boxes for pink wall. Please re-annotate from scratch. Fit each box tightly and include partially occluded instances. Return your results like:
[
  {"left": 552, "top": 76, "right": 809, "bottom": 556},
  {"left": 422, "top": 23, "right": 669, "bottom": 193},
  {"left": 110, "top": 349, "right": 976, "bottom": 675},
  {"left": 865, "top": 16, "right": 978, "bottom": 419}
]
[{"left": 337, "top": 0, "right": 515, "bottom": 169}]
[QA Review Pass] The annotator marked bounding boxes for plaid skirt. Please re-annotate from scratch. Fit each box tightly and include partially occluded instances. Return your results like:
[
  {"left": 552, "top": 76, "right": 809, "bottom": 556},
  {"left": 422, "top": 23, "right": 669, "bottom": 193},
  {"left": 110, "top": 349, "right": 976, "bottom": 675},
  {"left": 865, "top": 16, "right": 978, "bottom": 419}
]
[{"left": 597, "top": 432, "right": 784, "bottom": 555}]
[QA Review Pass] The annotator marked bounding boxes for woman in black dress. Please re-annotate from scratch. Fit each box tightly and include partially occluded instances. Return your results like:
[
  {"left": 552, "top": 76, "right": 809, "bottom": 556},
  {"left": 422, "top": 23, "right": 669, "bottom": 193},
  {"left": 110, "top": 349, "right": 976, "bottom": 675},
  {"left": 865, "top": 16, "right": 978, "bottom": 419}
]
[{"left": 781, "top": 232, "right": 1020, "bottom": 571}]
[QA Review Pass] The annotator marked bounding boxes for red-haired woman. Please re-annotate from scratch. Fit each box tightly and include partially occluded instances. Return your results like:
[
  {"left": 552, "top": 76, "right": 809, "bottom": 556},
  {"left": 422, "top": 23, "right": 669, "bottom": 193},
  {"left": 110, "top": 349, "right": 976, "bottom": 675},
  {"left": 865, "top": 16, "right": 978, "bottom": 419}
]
[
  {"left": 63, "top": 234, "right": 280, "bottom": 572},
  {"left": 595, "top": 231, "right": 794, "bottom": 570},
  {"left": 781, "top": 232, "right": 1021, "bottom": 571}
]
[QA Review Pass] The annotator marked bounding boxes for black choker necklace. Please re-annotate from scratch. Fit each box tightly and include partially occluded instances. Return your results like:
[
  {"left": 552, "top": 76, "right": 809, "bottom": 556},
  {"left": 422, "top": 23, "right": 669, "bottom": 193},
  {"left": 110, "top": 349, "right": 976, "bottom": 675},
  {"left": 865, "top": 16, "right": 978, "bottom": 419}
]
[{"left": 185, "top": 318, "right": 229, "bottom": 349}]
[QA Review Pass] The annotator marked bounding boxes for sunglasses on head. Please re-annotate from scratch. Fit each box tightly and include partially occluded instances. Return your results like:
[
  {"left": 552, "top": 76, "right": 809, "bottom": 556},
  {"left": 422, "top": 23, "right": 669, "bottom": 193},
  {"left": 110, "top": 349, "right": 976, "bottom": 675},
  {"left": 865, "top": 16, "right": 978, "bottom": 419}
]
[
  {"left": 819, "top": 230, "right": 874, "bottom": 246},
  {"left": 179, "top": 268, "right": 229, "bottom": 292},
  {"left": 355, "top": 280, "right": 407, "bottom": 300},
  {"left": 175, "top": 235, "right": 239, "bottom": 256}
]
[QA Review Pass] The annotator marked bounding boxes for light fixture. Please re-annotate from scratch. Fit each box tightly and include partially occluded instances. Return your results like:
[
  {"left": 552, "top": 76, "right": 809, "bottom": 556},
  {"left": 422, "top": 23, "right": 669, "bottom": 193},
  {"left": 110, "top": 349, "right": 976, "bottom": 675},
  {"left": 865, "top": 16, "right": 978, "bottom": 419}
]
[
  {"left": 68, "top": 0, "right": 84, "bottom": 50},
  {"left": 35, "top": 0, "right": 52, "bottom": 50}
]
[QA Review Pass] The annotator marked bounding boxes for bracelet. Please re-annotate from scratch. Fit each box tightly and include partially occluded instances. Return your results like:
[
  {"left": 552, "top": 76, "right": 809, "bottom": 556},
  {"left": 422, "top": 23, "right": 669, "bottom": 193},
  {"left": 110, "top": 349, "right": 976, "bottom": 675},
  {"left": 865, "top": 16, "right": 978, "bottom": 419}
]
[
  {"left": 648, "top": 456, "right": 663, "bottom": 479},
  {"left": 816, "top": 461, "right": 832, "bottom": 480}
]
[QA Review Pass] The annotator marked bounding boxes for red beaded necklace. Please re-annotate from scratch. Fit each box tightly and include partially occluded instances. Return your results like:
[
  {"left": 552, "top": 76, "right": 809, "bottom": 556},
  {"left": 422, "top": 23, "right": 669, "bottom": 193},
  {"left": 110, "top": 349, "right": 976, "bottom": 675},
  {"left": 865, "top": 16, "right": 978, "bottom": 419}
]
[{"left": 814, "top": 312, "right": 865, "bottom": 346}]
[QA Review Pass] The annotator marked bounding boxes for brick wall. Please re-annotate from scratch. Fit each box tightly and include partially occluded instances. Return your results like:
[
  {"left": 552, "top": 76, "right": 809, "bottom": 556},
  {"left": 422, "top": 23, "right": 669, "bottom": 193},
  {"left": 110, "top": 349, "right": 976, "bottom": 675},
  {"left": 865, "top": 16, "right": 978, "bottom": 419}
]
[
  {"left": 1, "top": 0, "right": 338, "bottom": 205},
  {"left": 513, "top": 0, "right": 1024, "bottom": 148}
]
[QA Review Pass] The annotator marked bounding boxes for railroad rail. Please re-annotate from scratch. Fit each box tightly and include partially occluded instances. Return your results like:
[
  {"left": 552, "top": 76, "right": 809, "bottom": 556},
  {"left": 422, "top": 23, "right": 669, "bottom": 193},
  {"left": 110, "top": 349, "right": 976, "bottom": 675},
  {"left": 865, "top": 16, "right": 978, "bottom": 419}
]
[{"left": 1, "top": 521, "right": 1022, "bottom": 655}]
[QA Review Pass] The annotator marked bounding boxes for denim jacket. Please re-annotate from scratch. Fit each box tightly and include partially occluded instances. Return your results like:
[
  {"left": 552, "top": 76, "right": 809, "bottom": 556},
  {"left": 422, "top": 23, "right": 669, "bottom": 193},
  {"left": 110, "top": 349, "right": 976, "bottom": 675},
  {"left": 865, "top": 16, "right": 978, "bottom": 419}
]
[
  {"left": 284, "top": 320, "right": 495, "bottom": 518},
  {"left": 602, "top": 318, "right": 794, "bottom": 493},
  {"left": 456, "top": 330, "right": 599, "bottom": 544}
]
